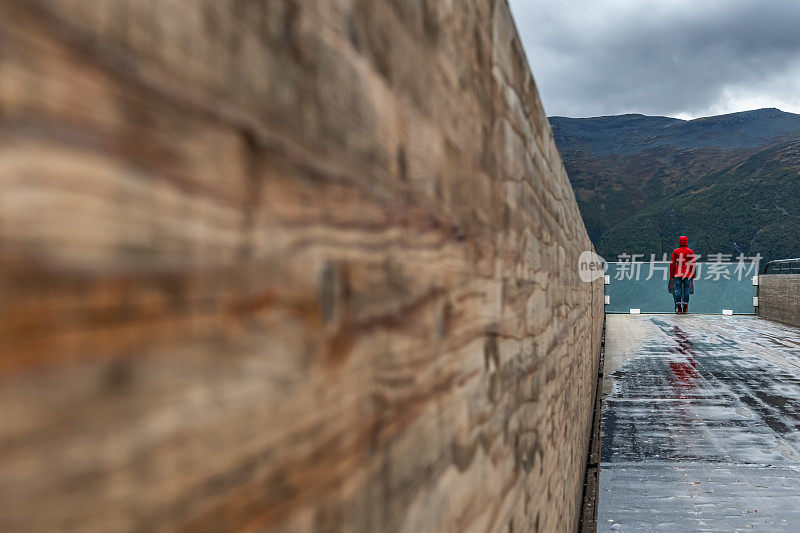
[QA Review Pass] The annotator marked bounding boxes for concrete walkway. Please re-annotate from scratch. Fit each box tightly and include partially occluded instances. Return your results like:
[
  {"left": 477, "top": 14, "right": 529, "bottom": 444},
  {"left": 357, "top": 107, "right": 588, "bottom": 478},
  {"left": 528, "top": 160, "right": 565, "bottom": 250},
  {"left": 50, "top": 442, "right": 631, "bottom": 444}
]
[{"left": 599, "top": 315, "right": 800, "bottom": 532}]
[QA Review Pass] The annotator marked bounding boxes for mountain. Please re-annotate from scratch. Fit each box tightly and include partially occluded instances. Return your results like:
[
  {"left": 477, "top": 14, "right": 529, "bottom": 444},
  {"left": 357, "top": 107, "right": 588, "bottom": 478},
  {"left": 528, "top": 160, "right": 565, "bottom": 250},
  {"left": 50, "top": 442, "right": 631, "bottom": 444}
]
[
  {"left": 550, "top": 108, "right": 800, "bottom": 265},
  {"left": 552, "top": 108, "right": 800, "bottom": 154},
  {"left": 598, "top": 139, "right": 800, "bottom": 262}
]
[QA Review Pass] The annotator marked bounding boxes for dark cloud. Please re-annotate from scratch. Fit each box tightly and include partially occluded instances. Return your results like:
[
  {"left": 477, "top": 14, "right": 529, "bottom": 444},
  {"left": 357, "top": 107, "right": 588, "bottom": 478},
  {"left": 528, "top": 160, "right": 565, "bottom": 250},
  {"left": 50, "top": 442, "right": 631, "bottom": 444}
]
[{"left": 508, "top": 0, "right": 800, "bottom": 118}]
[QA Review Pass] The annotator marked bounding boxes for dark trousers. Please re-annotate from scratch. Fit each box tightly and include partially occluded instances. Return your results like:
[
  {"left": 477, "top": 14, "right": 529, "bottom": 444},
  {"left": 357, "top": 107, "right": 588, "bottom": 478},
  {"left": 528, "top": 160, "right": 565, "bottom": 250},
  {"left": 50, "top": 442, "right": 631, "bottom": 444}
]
[{"left": 673, "top": 277, "right": 691, "bottom": 305}]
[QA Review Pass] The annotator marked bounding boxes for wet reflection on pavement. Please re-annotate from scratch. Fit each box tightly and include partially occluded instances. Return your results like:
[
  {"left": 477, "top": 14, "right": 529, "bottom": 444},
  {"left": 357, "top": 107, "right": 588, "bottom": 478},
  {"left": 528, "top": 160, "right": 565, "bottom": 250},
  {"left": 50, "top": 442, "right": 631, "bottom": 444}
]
[{"left": 599, "top": 315, "right": 800, "bottom": 531}]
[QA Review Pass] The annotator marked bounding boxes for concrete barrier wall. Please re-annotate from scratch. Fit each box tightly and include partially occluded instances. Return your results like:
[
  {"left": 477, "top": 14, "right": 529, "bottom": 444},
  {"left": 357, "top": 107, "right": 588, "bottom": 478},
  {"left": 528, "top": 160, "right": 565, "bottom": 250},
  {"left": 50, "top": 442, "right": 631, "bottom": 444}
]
[
  {"left": 759, "top": 275, "right": 800, "bottom": 327},
  {"left": 0, "top": 1, "right": 603, "bottom": 531}
]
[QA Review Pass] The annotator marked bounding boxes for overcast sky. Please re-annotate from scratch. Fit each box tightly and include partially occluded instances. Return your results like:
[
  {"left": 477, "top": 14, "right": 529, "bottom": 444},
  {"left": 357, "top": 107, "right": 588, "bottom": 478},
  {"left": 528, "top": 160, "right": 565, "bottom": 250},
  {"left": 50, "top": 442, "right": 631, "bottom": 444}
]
[{"left": 508, "top": 0, "right": 800, "bottom": 119}]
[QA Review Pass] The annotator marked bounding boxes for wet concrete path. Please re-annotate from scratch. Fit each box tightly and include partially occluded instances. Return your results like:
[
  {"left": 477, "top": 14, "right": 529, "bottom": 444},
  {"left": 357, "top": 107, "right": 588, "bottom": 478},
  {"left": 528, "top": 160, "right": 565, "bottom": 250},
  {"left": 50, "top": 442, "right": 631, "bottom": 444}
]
[{"left": 598, "top": 315, "right": 800, "bottom": 532}]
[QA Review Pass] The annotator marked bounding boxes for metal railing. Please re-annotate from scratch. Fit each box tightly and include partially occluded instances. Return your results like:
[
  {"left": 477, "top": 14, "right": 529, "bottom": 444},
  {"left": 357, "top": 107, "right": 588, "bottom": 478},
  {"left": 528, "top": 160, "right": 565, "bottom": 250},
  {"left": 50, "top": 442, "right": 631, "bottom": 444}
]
[{"left": 763, "top": 258, "right": 800, "bottom": 274}]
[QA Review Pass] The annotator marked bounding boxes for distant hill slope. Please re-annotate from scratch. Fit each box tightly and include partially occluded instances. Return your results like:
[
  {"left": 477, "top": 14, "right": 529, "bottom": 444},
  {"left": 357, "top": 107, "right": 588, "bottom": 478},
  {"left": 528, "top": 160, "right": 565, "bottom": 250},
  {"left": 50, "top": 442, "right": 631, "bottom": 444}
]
[
  {"left": 551, "top": 108, "right": 800, "bottom": 154},
  {"left": 550, "top": 108, "right": 800, "bottom": 264},
  {"left": 597, "top": 140, "right": 800, "bottom": 263}
]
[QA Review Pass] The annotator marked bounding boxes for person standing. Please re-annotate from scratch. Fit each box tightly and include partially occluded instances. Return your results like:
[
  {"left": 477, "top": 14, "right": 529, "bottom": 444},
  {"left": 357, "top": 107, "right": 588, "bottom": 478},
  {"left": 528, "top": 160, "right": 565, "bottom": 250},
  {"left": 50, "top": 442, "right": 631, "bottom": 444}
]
[{"left": 670, "top": 235, "right": 697, "bottom": 314}]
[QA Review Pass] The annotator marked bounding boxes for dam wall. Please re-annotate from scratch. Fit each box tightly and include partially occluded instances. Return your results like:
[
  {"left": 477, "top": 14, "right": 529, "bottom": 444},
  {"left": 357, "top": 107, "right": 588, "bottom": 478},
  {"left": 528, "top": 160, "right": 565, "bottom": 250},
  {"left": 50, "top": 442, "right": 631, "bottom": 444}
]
[
  {"left": 759, "top": 275, "right": 800, "bottom": 327},
  {"left": 0, "top": 1, "right": 603, "bottom": 530}
]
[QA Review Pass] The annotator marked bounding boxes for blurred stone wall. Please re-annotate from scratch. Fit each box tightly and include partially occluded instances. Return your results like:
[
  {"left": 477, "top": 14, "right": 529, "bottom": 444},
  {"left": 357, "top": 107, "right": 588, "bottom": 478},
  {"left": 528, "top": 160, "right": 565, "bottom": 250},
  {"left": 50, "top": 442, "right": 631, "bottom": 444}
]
[
  {"left": 759, "top": 275, "right": 800, "bottom": 327},
  {"left": 0, "top": 1, "right": 603, "bottom": 531}
]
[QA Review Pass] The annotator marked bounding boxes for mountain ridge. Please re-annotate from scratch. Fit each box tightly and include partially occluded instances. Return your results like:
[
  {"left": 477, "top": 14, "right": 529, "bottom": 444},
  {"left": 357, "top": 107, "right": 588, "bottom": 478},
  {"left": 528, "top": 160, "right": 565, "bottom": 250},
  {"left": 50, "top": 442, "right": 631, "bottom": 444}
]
[
  {"left": 550, "top": 108, "right": 800, "bottom": 264},
  {"left": 551, "top": 108, "right": 800, "bottom": 155}
]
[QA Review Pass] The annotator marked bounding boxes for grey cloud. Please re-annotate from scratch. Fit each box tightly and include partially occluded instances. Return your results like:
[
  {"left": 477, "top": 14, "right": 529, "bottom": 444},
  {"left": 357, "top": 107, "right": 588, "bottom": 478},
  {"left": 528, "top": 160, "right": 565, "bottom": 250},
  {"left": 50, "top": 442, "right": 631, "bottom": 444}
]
[{"left": 508, "top": 0, "right": 800, "bottom": 117}]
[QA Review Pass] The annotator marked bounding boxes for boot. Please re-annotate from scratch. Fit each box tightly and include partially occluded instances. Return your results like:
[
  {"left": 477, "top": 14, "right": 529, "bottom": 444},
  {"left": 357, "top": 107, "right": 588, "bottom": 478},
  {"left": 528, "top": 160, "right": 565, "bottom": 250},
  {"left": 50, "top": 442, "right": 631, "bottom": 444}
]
[
  {"left": 676, "top": 303, "right": 681, "bottom": 314},
  {"left": 683, "top": 303, "right": 688, "bottom": 314}
]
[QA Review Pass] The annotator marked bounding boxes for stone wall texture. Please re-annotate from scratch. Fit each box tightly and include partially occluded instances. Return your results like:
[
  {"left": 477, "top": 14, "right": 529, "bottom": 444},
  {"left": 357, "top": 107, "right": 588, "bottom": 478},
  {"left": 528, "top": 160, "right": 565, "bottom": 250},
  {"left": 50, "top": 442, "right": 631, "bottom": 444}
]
[
  {"left": 0, "top": 1, "right": 603, "bottom": 531},
  {"left": 759, "top": 275, "right": 800, "bottom": 327}
]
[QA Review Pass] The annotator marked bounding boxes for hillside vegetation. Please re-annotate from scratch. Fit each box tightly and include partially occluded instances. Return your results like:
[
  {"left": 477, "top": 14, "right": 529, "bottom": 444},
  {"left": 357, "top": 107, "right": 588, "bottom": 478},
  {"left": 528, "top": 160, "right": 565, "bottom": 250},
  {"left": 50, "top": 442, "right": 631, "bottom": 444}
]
[{"left": 550, "top": 108, "right": 800, "bottom": 264}]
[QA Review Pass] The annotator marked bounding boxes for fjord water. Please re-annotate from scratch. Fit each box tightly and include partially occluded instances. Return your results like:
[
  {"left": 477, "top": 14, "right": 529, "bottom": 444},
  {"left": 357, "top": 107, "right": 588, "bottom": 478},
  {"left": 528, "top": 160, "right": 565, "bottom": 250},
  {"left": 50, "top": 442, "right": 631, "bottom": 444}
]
[{"left": 605, "top": 262, "right": 756, "bottom": 314}]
